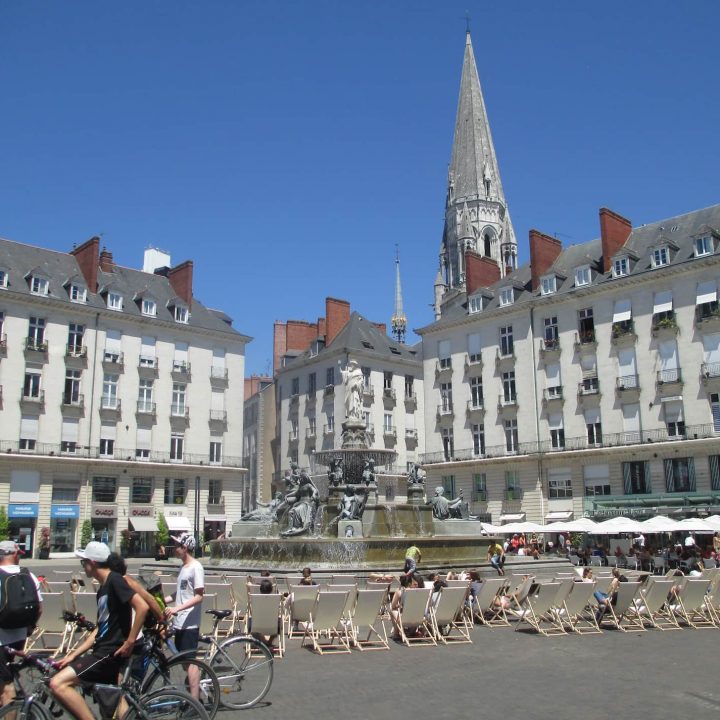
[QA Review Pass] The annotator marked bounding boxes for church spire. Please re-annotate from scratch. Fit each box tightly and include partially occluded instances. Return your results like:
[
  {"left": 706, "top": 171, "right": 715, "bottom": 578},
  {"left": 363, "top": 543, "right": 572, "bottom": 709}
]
[
  {"left": 438, "top": 31, "right": 517, "bottom": 299},
  {"left": 391, "top": 246, "right": 407, "bottom": 344}
]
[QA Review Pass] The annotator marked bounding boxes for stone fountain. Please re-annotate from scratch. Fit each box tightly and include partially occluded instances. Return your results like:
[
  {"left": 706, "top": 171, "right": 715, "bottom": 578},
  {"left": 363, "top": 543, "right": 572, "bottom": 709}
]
[{"left": 209, "top": 360, "right": 494, "bottom": 572}]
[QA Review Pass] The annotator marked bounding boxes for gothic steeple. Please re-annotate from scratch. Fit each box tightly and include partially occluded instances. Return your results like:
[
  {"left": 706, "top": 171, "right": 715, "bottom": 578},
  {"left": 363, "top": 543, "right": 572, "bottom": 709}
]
[
  {"left": 439, "top": 31, "right": 517, "bottom": 298},
  {"left": 391, "top": 247, "right": 407, "bottom": 344}
]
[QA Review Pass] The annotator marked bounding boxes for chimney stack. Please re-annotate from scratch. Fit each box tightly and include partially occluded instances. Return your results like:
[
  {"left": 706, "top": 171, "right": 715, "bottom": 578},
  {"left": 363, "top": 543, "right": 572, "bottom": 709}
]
[
  {"left": 465, "top": 251, "right": 501, "bottom": 296},
  {"left": 599, "top": 207, "right": 632, "bottom": 273},
  {"left": 70, "top": 236, "right": 100, "bottom": 292},
  {"left": 325, "top": 297, "right": 351, "bottom": 347},
  {"left": 99, "top": 248, "right": 114, "bottom": 273},
  {"left": 168, "top": 260, "right": 193, "bottom": 306},
  {"left": 529, "top": 229, "right": 562, "bottom": 292}
]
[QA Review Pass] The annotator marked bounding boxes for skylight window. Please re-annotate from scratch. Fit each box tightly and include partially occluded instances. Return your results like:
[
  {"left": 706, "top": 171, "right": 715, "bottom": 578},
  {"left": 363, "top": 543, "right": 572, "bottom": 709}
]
[
  {"left": 142, "top": 298, "right": 157, "bottom": 317},
  {"left": 468, "top": 295, "right": 482, "bottom": 314},
  {"left": 174, "top": 304, "right": 189, "bottom": 324}
]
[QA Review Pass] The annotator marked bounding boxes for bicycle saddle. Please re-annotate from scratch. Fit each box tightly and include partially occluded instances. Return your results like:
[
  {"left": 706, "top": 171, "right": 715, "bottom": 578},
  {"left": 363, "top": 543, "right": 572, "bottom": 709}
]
[{"left": 206, "top": 609, "right": 232, "bottom": 619}]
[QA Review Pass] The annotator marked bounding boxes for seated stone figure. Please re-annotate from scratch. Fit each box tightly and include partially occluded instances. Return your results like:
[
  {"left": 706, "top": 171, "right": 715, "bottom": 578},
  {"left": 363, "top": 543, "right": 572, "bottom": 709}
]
[
  {"left": 407, "top": 463, "right": 427, "bottom": 486},
  {"left": 428, "top": 486, "right": 465, "bottom": 520},
  {"left": 240, "top": 493, "right": 284, "bottom": 522},
  {"left": 328, "top": 458, "right": 344, "bottom": 487}
]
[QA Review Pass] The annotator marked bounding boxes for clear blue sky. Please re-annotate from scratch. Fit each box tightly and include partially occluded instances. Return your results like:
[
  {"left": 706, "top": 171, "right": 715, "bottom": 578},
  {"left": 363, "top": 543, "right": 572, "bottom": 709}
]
[{"left": 1, "top": 2, "right": 718, "bottom": 375}]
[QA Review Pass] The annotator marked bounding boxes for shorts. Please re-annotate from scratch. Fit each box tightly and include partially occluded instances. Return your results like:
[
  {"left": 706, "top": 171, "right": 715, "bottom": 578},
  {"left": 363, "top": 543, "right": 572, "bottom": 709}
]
[
  {"left": 174, "top": 628, "right": 200, "bottom": 653},
  {"left": 70, "top": 654, "right": 126, "bottom": 684},
  {"left": 0, "top": 641, "right": 26, "bottom": 683}
]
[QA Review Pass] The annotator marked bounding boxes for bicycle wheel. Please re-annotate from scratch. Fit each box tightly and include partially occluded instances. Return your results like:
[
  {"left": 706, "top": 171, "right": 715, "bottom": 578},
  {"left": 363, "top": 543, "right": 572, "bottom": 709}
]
[
  {"left": 123, "top": 688, "right": 209, "bottom": 720},
  {"left": 0, "top": 698, "right": 52, "bottom": 720},
  {"left": 142, "top": 657, "right": 219, "bottom": 719},
  {"left": 209, "top": 636, "right": 273, "bottom": 710}
]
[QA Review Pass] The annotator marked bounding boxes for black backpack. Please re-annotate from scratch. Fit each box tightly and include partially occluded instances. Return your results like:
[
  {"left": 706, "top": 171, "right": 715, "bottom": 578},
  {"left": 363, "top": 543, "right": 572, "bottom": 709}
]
[{"left": 0, "top": 568, "right": 42, "bottom": 629}]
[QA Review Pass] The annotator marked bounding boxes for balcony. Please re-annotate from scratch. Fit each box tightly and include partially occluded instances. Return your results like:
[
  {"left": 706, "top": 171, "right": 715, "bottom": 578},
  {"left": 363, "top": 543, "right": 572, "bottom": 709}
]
[
  {"left": 170, "top": 405, "right": 190, "bottom": 426},
  {"left": 99, "top": 397, "right": 121, "bottom": 419},
  {"left": 24, "top": 337, "right": 48, "bottom": 361},
  {"left": 209, "top": 409, "right": 227, "bottom": 425},
  {"left": 471, "top": 489, "right": 487, "bottom": 503},
  {"left": 616, "top": 374, "right": 640, "bottom": 395},
  {"left": 136, "top": 400, "right": 157, "bottom": 418},
  {"left": 466, "top": 398, "right": 484, "bottom": 417},
  {"left": 404, "top": 390, "right": 417, "bottom": 408},
  {"left": 577, "top": 377, "right": 601, "bottom": 404},
  {"left": 20, "top": 389, "right": 45, "bottom": 411},
  {"left": 288, "top": 430, "right": 299, "bottom": 445},
  {"left": 323, "top": 424, "right": 335, "bottom": 436},
  {"left": 405, "top": 428, "right": 418, "bottom": 443},
  {"left": 436, "top": 403, "right": 454, "bottom": 421},
  {"left": 65, "top": 345, "right": 87, "bottom": 366},
  {"left": 656, "top": 368, "right": 683, "bottom": 388},
  {"left": 102, "top": 351, "right": 124, "bottom": 371},
  {"left": 540, "top": 337, "right": 561, "bottom": 360},
  {"left": 652, "top": 313, "right": 679, "bottom": 337},
  {"left": 495, "top": 349, "right": 515, "bottom": 368},
  {"left": 611, "top": 321, "right": 637, "bottom": 346},
  {"left": 362, "top": 384, "right": 374, "bottom": 403},
  {"left": 306, "top": 427, "right": 317, "bottom": 441},
  {"left": 497, "top": 393, "right": 518, "bottom": 410},
  {"left": 435, "top": 359, "right": 452, "bottom": 378},
  {"left": 574, "top": 330, "right": 597, "bottom": 353},
  {"left": 542, "top": 386, "right": 563, "bottom": 406},
  {"left": 701, "top": 362, "right": 720, "bottom": 388},
  {"left": 61, "top": 393, "right": 85, "bottom": 414},
  {"left": 382, "top": 387, "right": 396, "bottom": 404},
  {"left": 210, "top": 366, "right": 229, "bottom": 385},
  {"left": 464, "top": 353, "right": 482, "bottom": 374},
  {"left": 171, "top": 362, "right": 191, "bottom": 381},
  {"left": 138, "top": 356, "right": 159, "bottom": 377},
  {"left": 383, "top": 425, "right": 397, "bottom": 440}
]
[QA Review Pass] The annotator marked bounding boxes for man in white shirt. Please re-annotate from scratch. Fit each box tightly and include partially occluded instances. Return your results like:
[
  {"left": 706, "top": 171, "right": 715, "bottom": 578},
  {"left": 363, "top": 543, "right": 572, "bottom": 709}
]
[
  {"left": 164, "top": 534, "right": 204, "bottom": 698},
  {"left": 0, "top": 541, "right": 43, "bottom": 708},
  {"left": 684, "top": 533, "right": 696, "bottom": 548}
]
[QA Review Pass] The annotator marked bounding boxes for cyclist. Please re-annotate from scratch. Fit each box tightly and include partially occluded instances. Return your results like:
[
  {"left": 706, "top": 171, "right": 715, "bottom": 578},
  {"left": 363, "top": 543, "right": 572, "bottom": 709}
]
[
  {"left": 0, "top": 540, "right": 43, "bottom": 708},
  {"left": 49, "top": 541, "right": 148, "bottom": 720},
  {"left": 164, "top": 534, "right": 204, "bottom": 698}
]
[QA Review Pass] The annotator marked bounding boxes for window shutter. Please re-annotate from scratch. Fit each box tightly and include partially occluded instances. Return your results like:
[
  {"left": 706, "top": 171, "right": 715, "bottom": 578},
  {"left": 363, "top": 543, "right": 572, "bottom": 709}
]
[
  {"left": 688, "top": 458, "right": 696, "bottom": 492},
  {"left": 141, "top": 336, "right": 156, "bottom": 359},
  {"left": 664, "top": 459, "right": 674, "bottom": 492},
  {"left": 623, "top": 463, "right": 632, "bottom": 495},
  {"left": 136, "top": 428, "right": 152, "bottom": 450},
  {"left": 20, "top": 416, "right": 39, "bottom": 440},
  {"left": 644, "top": 462, "right": 652, "bottom": 493},
  {"left": 467, "top": 333, "right": 481, "bottom": 356},
  {"left": 61, "top": 419, "right": 79, "bottom": 443},
  {"left": 710, "top": 456, "right": 720, "bottom": 491},
  {"left": 105, "top": 329, "right": 121, "bottom": 353}
]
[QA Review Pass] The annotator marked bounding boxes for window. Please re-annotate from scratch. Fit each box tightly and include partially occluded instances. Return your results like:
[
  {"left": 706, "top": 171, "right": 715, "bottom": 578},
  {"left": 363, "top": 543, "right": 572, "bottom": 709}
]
[
  {"left": 131, "top": 478, "right": 153, "bottom": 504},
  {"left": 99, "top": 438, "right": 114, "bottom": 457},
  {"left": 499, "top": 287, "right": 513, "bottom": 306},
  {"left": 108, "top": 292, "right": 123, "bottom": 310},
  {"left": 651, "top": 246, "right": 670, "bottom": 268},
  {"left": 383, "top": 371, "right": 393, "bottom": 390},
  {"left": 209, "top": 441, "right": 222, "bottom": 464},
  {"left": 549, "top": 413, "right": 565, "bottom": 449},
  {"left": 326, "top": 414, "right": 334, "bottom": 433},
  {"left": 102, "top": 374, "right": 119, "bottom": 408},
  {"left": 710, "top": 456, "right": 720, "bottom": 492},
  {"left": 308, "top": 416, "right": 317, "bottom": 436},
  {"left": 544, "top": 316, "right": 558, "bottom": 346},
  {"left": 0, "top": 269, "right": 7, "bottom": 288},
  {"left": 505, "top": 470, "right": 520, "bottom": 494},
  {"left": 578, "top": 308, "right": 595, "bottom": 343},
  {"left": 585, "top": 408, "right": 602, "bottom": 446},
  {"left": 142, "top": 298, "right": 157, "bottom": 316},
  {"left": 441, "top": 475, "right": 456, "bottom": 498},
  {"left": 60, "top": 417, "right": 79, "bottom": 453},
  {"left": 664, "top": 402, "right": 685, "bottom": 438},
  {"left": 52, "top": 487, "right": 78, "bottom": 502},
  {"left": 470, "top": 377, "right": 483, "bottom": 407},
  {"left": 540, "top": 275, "right": 556, "bottom": 296},
  {"left": 467, "top": 333, "right": 481, "bottom": 363},
  {"left": 64, "top": 369, "right": 81, "bottom": 404},
  {"left": 291, "top": 377, "right": 299, "bottom": 396},
  {"left": 584, "top": 464, "right": 611, "bottom": 496},
  {"left": 23, "top": 372, "right": 41, "bottom": 398},
  {"left": 28, "top": 316, "right": 45, "bottom": 347},
  {"left": 548, "top": 471, "right": 572, "bottom": 499},
  {"left": 472, "top": 424, "right": 485, "bottom": 457},
  {"left": 138, "top": 379, "right": 154, "bottom": 412},
  {"left": 92, "top": 476, "right": 117, "bottom": 503},
  {"left": 326, "top": 367, "right": 335, "bottom": 386},
  {"left": 383, "top": 413, "right": 393, "bottom": 432},
  {"left": 30, "top": 276, "right": 48, "bottom": 295},
  {"left": 308, "top": 372, "right": 316, "bottom": 394},
  {"left": 171, "top": 383, "right": 186, "bottom": 416},
  {"left": 19, "top": 438, "right": 36, "bottom": 451},
  {"left": 468, "top": 295, "right": 482, "bottom": 314},
  {"left": 69, "top": 284, "right": 86, "bottom": 303},
  {"left": 440, "top": 382, "right": 452, "bottom": 412},
  {"left": 613, "top": 257, "right": 629, "bottom": 277},
  {"left": 438, "top": 340, "right": 451, "bottom": 369},
  {"left": 170, "top": 435, "right": 184, "bottom": 462},
  {"left": 164, "top": 478, "right": 186, "bottom": 505},
  {"left": 575, "top": 265, "right": 590, "bottom": 287},
  {"left": 19, "top": 416, "right": 38, "bottom": 451},
  {"left": 711, "top": 393, "right": 720, "bottom": 433},
  {"left": 404, "top": 375, "right": 414, "bottom": 398},
  {"left": 68, "top": 323, "right": 84, "bottom": 354},
  {"left": 623, "top": 461, "right": 651, "bottom": 494},
  {"left": 502, "top": 371, "right": 516, "bottom": 403},
  {"left": 174, "top": 304, "right": 189, "bottom": 323},
  {"left": 500, "top": 326, "right": 513, "bottom": 356},
  {"left": 361, "top": 367, "right": 371, "bottom": 388},
  {"left": 695, "top": 236, "right": 713, "bottom": 257},
  {"left": 696, "top": 281, "right": 719, "bottom": 319},
  {"left": 209, "top": 478, "right": 223, "bottom": 505},
  {"left": 472, "top": 473, "right": 487, "bottom": 501},
  {"left": 442, "top": 428, "right": 454, "bottom": 460},
  {"left": 504, "top": 419, "right": 518, "bottom": 452},
  {"left": 664, "top": 458, "right": 695, "bottom": 493}
]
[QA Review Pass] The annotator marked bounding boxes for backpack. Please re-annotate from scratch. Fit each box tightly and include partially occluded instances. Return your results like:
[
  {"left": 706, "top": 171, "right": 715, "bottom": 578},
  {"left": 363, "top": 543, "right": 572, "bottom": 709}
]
[{"left": 0, "top": 568, "right": 42, "bottom": 629}]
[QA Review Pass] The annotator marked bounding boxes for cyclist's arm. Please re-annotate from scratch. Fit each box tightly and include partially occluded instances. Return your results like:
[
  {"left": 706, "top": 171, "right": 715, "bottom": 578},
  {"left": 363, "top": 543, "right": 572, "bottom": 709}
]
[
  {"left": 57, "top": 627, "right": 97, "bottom": 668},
  {"left": 167, "top": 586, "right": 204, "bottom": 616},
  {"left": 124, "top": 575, "right": 164, "bottom": 622},
  {"left": 114, "top": 593, "right": 149, "bottom": 658}
]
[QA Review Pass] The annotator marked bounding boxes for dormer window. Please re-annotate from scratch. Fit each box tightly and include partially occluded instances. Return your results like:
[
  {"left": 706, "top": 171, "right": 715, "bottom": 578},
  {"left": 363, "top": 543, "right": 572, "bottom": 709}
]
[
  {"left": 540, "top": 275, "right": 557, "bottom": 296},
  {"left": 30, "top": 275, "right": 49, "bottom": 296},
  {"left": 468, "top": 295, "right": 482, "bottom": 314},
  {"left": 695, "top": 235, "right": 714, "bottom": 258},
  {"left": 142, "top": 298, "right": 157, "bottom": 317},
  {"left": 174, "top": 304, "right": 189, "bottom": 324},
  {"left": 69, "top": 284, "right": 87, "bottom": 303},
  {"left": 0, "top": 269, "right": 7, "bottom": 288},
  {"left": 499, "top": 287, "right": 513, "bottom": 307},
  {"left": 651, "top": 245, "right": 670, "bottom": 268},
  {"left": 575, "top": 265, "right": 590, "bottom": 287},
  {"left": 108, "top": 292, "right": 123, "bottom": 311},
  {"left": 612, "top": 257, "right": 630, "bottom": 278}
]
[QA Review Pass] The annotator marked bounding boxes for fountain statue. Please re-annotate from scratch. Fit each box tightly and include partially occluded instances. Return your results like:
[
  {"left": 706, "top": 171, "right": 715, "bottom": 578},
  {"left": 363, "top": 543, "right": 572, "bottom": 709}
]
[{"left": 428, "top": 486, "right": 466, "bottom": 520}]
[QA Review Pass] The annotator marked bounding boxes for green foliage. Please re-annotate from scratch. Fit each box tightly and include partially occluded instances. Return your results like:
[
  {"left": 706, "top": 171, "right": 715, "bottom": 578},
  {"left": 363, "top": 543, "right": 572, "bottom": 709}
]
[
  {"left": 0, "top": 507, "right": 9, "bottom": 541},
  {"left": 80, "top": 520, "right": 93, "bottom": 548},
  {"left": 156, "top": 514, "right": 170, "bottom": 548}
]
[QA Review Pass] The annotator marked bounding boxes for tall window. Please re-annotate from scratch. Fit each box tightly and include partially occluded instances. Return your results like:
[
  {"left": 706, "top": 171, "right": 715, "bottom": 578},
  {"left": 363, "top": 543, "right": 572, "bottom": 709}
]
[
  {"left": 67, "top": 323, "right": 84, "bottom": 353},
  {"left": 171, "top": 383, "right": 186, "bottom": 416},
  {"left": 540, "top": 275, "right": 556, "bottom": 296},
  {"left": 404, "top": 375, "right": 414, "bottom": 398},
  {"left": 695, "top": 236, "right": 713, "bottom": 257},
  {"left": 308, "top": 372, "right": 316, "bottom": 394},
  {"left": 613, "top": 257, "right": 629, "bottom": 277},
  {"left": 209, "top": 441, "right": 222, "bottom": 464},
  {"left": 710, "top": 456, "right": 720, "bottom": 492},
  {"left": 441, "top": 475, "right": 456, "bottom": 497},
  {"left": 28, "top": 317, "right": 45, "bottom": 347},
  {"left": 578, "top": 308, "right": 595, "bottom": 343},
  {"left": 504, "top": 419, "right": 518, "bottom": 452},
  {"left": 326, "top": 367, "right": 335, "bottom": 386},
  {"left": 500, "top": 326, "right": 513, "bottom": 356},
  {"left": 170, "top": 435, "right": 184, "bottom": 462},
  {"left": 383, "top": 413, "right": 393, "bottom": 432},
  {"left": 652, "top": 246, "right": 670, "bottom": 267},
  {"left": 383, "top": 371, "right": 393, "bottom": 390},
  {"left": 442, "top": 428, "right": 454, "bottom": 460},
  {"left": 308, "top": 416, "right": 317, "bottom": 436},
  {"left": 174, "top": 305, "right": 189, "bottom": 323},
  {"left": 711, "top": 393, "right": 720, "bottom": 433},
  {"left": 131, "top": 478, "right": 153, "bottom": 504},
  {"left": 544, "top": 316, "right": 558, "bottom": 346},
  {"left": 584, "top": 465, "right": 611, "bottom": 496},
  {"left": 291, "top": 377, "right": 299, "bottom": 396},
  {"left": 64, "top": 369, "right": 81, "bottom": 404},
  {"left": 470, "top": 377, "right": 483, "bottom": 407},
  {"left": 23, "top": 372, "right": 41, "bottom": 398},
  {"left": 102, "top": 374, "right": 119, "bottom": 408},
  {"left": 438, "top": 340, "right": 451, "bottom": 369},
  {"left": 92, "top": 477, "right": 117, "bottom": 503},
  {"left": 623, "top": 461, "right": 651, "bottom": 494},
  {"left": 440, "top": 382, "right": 452, "bottom": 411},
  {"left": 664, "top": 458, "right": 695, "bottom": 493},
  {"left": 99, "top": 437, "right": 114, "bottom": 457},
  {"left": 471, "top": 424, "right": 485, "bottom": 457},
  {"left": 138, "top": 379, "right": 154, "bottom": 412},
  {"left": 209, "top": 479, "right": 223, "bottom": 505},
  {"left": 502, "top": 371, "right": 516, "bottom": 403},
  {"left": 472, "top": 473, "right": 486, "bottom": 501},
  {"left": 499, "top": 287, "right": 513, "bottom": 306},
  {"left": 664, "top": 402, "right": 685, "bottom": 438},
  {"left": 585, "top": 408, "right": 602, "bottom": 446},
  {"left": 549, "top": 414, "right": 565, "bottom": 449},
  {"left": 164, "top": 478, "right": 186, "bottom": 504}
]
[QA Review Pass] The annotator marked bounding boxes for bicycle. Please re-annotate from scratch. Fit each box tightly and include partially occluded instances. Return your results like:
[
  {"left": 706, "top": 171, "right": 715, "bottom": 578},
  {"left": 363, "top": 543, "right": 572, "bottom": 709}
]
[{"left": 194, "top": 609, "right": 274, "bottom": 710}]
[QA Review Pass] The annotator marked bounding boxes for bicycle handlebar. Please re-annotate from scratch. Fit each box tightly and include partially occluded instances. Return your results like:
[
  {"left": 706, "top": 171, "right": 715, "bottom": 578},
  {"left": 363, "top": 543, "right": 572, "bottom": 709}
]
[
  {"left": 6, "top": 647, "right": 60, "bottom": 673},
  {"left": 62, "top": 610, "right": 96, "bottom": 632}
]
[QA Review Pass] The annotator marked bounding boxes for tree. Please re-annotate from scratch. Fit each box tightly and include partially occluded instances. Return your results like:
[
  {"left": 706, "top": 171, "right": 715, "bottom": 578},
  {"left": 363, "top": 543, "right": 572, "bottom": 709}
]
[
  {"left": 0, "top": 507, "right": 9, "bottom": 541},
  {"left": 156, "top": 514, "right": 170, "bottom": 549},
  {"left": 80, "top": 520, "right": 93, "bottom": 548}
]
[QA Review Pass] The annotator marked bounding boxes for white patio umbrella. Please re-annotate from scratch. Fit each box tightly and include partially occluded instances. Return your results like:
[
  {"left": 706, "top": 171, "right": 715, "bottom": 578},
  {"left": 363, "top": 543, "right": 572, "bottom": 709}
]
[
  {"left": 497, "top": 521, "right": 545, "bottom": 534},
  {"left": 641, "top": 515, "right": 684, "bottom": 533},
  {"left": 593, "top": 516, "right": 645, "bottom": 534},
  {"left": 702, "top": 515, "right": 720, "bottom": 531},
  {"left": 674, "top": 517, "right": 715, "bottom": 533},
  {"left": 480, "top": 522, "right": 502, "bottom": 535},
  {"left": 541, "top": 518, "right": 600, "bottom": 533}
]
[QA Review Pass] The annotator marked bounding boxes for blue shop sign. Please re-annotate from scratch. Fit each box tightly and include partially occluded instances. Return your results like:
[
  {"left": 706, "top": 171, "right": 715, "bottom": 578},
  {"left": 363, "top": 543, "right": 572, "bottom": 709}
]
[
  {"left": 8, "top": 504, "right": 39, "bottom": 519},
  {"left": 51, "top": 504, "right": 80, "bottom": 519}
]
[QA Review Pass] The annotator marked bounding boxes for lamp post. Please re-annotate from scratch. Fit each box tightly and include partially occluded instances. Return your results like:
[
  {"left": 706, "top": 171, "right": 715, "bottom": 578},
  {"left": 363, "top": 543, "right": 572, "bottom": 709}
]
[{"left": 194, "top": 475, "right": 201, "bottom": 558}]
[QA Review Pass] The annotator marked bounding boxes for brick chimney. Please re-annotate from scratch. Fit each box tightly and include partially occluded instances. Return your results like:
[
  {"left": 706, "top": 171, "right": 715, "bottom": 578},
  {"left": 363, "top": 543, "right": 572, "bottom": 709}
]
[
  {"left": 465, "top": 251, "right": 501, "bottom": 295},
  {"left": 99, "top": 247, "right": 114, "bottom": 273},
  {"left": 273, "top": 321, "right": 288, "bottom": 376},
  {"left": 70, "top": 236, "right": 100, "bottom": 292},
  {"left": 325, "top": 297, "right": 350, "bottom": 347},
  {"left": 373, "top": 322, "right": 387, "bottom": 335},
  {"left": 168, "top": 260, "right": 193, "bottom": 306},
  {"left": 529, "top": 229, "right": 562, "bottom": 292},
  {"left": 286, "top": 320, "right": 319, "bottom": 354},
  {"left": 317, "top": 317, "right": 326, "bottom": 338},
  {"left": 600, "top": 207, "right": 632, "bottom": 273}
]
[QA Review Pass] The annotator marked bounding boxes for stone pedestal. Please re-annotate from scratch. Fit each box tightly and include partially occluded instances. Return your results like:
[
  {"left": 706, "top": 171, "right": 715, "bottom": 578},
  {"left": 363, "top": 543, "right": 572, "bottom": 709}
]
[
  {"left": 338, "top": 520, "right": 363, "bottom": 538},
  {"left": 341, "top": 420, "right": 369, "bottom": 449},
  {"left": 230, "top": 521, "right": 276, "bottom": 538},
  {"left": 407, "top": 485, "right": 426, "bottom": 505}
]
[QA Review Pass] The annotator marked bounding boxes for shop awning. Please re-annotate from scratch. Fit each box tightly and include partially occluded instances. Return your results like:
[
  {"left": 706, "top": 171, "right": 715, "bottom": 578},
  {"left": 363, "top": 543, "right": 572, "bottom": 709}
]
[
  {"left": 545, "top": 511, "right": 573, "bottom": 522},
  {"left": 499, "top": 513, "right": 525, "bottom": 523},
  {"left": 204, "top": 515, "right": 226, "bottom": 523},
  {"left": 165, "top": 516, "right": 192, "bottom": 532},
  {"left": 129, "top": 517, "right": 159, "bottom": 532}
]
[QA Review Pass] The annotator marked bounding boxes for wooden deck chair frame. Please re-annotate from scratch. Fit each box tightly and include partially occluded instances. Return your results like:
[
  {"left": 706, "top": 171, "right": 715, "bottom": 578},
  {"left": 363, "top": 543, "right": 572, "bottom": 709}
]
[
  {"left": 430, "top": 586, "right": 472, "bottom": 644},
  {"left": 633, "top": 580, "right": 680, "bottom": 630},
  {"left": 396, "top": 588, "right": 436, "bottom": 647},
  {"left": 285, "top": 585, "right": 320, "bottom": 638},
  {"left": 25, "top": 593, "right": 71, "bottom": 656},
  {"left": 472, "top": 577, "right": 509, "bottom": 626},
  {"left": 503, "top": 576, "right": 536, "bottom": 621},
  {"left": 513, "top": 582, "right": 565, "bottom": 636},
  {"left": 248, "top": 593, "right": 285, "bottom": 658},
  {"left": 600, "top": 582, "right": 644, "bottom": 632},
  {"left": 559, "top": 582, "right": 601, "bottom": 634},
  {"left": 350, "top": 589, "right": 388, "bottom": 651},
  {"left": 227, "top": 576, "right": 249, "bottom": 631},
  {"left": 670, "top": 579, "right": 715, "bottom": 629},
  {"left": 301, "top": 591, "right": 351, "bottom": 655}
]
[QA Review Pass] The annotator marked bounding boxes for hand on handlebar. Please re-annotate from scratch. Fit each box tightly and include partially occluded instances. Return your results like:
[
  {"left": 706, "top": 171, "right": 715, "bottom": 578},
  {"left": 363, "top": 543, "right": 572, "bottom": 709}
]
[{"left": 113, "top": 640, "right": 136, "bottom": 658}]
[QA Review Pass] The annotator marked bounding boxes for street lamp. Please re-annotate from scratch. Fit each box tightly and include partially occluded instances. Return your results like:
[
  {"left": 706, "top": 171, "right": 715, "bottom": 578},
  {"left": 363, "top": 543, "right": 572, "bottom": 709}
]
[{"left": 194, "top": 474, "right": 201, "bottom": 558}]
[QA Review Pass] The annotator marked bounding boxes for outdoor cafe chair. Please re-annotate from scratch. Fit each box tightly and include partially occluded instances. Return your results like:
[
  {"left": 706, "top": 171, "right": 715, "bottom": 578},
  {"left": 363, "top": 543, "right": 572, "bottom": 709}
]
[
  {"left": 606, "top": 556, "right": 618, "bottom": 568},
  {"left": 301, "top": 591, "right": 352, "bottom": 655},
  {"left": 429, "top": 586, "right": 472, "bottom": 644},
  {"left": 349, "top": 589, "right": 388, "bottom": 651},
  {"left": 589, "top": 556, "right": 603, "bottom": 568}
]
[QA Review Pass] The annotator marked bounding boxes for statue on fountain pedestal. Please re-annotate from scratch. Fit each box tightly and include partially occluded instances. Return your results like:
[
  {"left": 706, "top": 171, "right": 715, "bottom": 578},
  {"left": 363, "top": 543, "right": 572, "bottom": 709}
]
[
  {"left": 280, "top": 471, "right": 320, "bottom": 537},
  {"left": 407, "top": 462, "right": 426, "bottom": 486},
  {"left": 239, "top": 492, "right": 284, "bottom": 523},
  {"left": 339, "top": 359, "right": 364, "bottom": 423},
  {"left": 328, "top": 457, "right": 345, "bottom": 487},
  {"left": 428, "top": 486, "right": 465, "bottom": 520},
  {"left": 331, "top": 486, "right": 368, "bottom": 526},
  {"left": 362, "top": 459, "right": 375, "bottom": 486}
]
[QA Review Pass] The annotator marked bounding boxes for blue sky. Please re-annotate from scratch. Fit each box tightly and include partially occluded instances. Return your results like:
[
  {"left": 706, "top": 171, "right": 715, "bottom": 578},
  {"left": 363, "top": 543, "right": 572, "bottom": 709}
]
[{"left": 1, "top": 2, "right": 718, "bottom": 375}]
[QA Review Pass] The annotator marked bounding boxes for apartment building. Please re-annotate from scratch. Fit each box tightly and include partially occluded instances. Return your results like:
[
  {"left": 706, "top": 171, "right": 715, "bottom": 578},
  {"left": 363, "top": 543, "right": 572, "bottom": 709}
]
[{"left": 0, "top": 236, "right": 249, "bottom": 556}]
